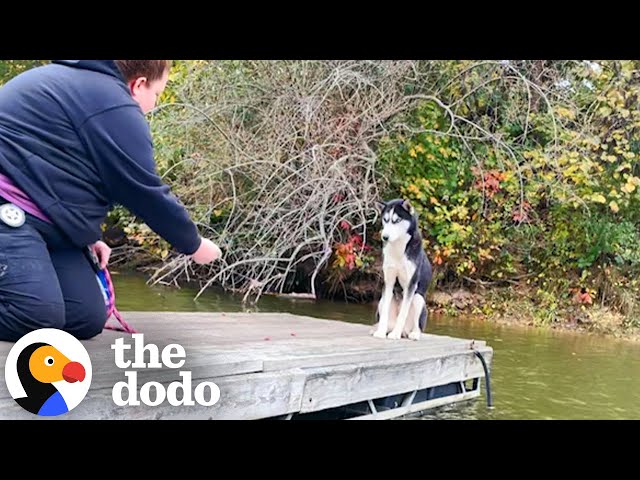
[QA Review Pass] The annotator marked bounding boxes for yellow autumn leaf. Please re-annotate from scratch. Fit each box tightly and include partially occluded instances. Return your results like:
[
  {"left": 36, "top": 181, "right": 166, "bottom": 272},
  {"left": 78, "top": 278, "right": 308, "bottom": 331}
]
[
  {"left": 591, "top": 194, "right": 607, "bottom": 204},
  {"left": 556, "top": 107, "right": 576, "bottom": 119},
  {"left": 456, "top": 206, "right": 469, "bottom": 220},
  {"left": 621, "top": 182, "right": 636, "bottom": 193},
  {"left": 599, "top": 106, "right": 612, "bottom": 116},
  {"left": 609, "top": 201, "right": 619, "bottom": 213}
]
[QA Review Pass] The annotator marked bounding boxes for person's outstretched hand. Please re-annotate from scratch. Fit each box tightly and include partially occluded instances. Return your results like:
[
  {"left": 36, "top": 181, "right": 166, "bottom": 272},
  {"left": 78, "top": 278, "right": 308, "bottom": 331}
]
[{"left": 191, "top": 237, "right": 222, "bottom": 264}]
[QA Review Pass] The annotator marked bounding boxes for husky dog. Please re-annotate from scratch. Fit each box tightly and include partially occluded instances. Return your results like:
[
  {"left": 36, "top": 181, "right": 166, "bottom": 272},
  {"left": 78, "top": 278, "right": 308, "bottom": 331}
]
[{"left": 371, "top": 199, "right": 432, "bottom": 341}]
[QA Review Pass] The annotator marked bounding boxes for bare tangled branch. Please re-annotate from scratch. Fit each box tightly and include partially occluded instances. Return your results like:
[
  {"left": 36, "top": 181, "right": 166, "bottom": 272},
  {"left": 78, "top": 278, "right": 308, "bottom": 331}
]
[{"left": 125, "top": 60, "right": 571, "bottom": 302}]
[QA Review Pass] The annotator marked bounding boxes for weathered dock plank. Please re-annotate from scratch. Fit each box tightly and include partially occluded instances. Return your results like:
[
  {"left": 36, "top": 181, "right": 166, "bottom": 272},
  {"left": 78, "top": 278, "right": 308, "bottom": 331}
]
[{"left": 0, "top": 312, "right": 493, "bottom": 420}]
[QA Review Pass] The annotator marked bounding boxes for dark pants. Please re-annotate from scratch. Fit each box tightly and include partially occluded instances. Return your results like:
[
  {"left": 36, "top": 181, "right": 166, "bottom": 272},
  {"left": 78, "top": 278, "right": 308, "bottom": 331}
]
[{"left": 0, "top": 209, "right": 106, "bottom": 342}]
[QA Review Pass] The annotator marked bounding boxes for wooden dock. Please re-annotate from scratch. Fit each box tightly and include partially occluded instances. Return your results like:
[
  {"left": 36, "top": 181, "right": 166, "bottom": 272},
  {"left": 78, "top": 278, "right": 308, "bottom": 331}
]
[{"left": 0, "top": 312, "right": 493, "bottom": 420}]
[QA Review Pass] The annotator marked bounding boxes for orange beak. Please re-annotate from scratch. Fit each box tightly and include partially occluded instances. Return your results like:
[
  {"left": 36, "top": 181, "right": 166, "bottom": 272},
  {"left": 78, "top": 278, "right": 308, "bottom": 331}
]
[{"left": 62, "top": 361, "right": 86, "bottom": 383}]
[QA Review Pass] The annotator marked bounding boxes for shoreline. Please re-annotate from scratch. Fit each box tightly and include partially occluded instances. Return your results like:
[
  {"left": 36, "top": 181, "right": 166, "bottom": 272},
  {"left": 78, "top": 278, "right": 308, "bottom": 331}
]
[{"left": 112, "top": 267, "right": 640, "bottom": 344}]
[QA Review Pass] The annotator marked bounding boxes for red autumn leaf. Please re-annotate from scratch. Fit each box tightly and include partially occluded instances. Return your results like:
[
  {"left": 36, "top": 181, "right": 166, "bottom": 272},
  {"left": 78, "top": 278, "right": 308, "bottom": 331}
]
[
  {"left": 344, "top": 253, "right": 356, "bottom": 267},
  {"left": 573, "top": 288, "right": 593, "bottom": 305},
  {"left": 578, "top": 291, "right": 593, "bottom": 305}
]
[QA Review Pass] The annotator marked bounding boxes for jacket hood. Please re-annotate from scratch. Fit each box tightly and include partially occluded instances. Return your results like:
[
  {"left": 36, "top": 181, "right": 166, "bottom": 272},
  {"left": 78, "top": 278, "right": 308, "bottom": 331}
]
[{"left": 52, "top": 60, "right": 126, "bottom": 83}]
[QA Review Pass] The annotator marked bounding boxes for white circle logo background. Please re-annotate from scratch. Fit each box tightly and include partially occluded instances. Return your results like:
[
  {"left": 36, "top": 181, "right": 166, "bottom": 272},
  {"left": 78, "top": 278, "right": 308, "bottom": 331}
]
[{"left": 4, "top": 328, "right": 92, "bottom": 413}]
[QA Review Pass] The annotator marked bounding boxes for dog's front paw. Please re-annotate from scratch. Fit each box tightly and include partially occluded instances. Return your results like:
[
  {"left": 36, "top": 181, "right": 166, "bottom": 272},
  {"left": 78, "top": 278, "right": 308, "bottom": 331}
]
[
  {"left": 408, "top": 331, "right": 421, "bottom": 341},
  {"left": 387, "top": 329, "right": 402, "bottom": 340},
  {"left": 372, "top": 329, "right": 387, "bottom": 339}
]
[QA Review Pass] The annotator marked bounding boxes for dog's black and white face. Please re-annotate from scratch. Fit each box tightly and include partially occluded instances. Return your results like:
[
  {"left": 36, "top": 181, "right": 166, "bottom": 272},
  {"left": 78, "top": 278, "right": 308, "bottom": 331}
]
[{"left": 376, "top": 199, "right": 416, "bottom": 244}]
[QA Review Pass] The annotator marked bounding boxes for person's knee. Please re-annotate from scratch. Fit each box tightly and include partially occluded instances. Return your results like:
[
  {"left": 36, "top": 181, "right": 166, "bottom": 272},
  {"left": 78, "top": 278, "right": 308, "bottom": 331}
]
[
  {"left": 64, "top": 300, "right": 106, "bottom": 340},
  {"left": 72, "top": 318, "right": 104, "bottom": 340}
]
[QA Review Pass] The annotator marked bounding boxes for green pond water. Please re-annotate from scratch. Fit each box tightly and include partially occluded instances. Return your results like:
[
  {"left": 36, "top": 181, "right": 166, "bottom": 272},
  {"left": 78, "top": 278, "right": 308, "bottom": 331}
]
[{"left": 112, "top": 272, "right": 640, "bottom": 420}]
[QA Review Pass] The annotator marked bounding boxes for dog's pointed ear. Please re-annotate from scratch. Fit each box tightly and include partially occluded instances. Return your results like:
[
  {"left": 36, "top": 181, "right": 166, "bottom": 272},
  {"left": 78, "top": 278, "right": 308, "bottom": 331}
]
[
  {"left": 375, "top": 201, "right": 386, "bottom": 212},
  {"left": 402, "top": 199, "right": 415, "bottom": 215}
]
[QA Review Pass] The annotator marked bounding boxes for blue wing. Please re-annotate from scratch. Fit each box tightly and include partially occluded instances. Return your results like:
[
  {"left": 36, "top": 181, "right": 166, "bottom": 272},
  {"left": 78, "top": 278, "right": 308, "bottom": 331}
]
[{"left": 38, "top": 391, "right": 69, "bottom": 416}]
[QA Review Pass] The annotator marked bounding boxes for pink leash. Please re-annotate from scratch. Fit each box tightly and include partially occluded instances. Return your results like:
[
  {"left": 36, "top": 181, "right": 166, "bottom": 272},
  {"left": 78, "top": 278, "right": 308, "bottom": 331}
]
[{"left": 102, "top": 265, "right": 139, "bottom": 334}]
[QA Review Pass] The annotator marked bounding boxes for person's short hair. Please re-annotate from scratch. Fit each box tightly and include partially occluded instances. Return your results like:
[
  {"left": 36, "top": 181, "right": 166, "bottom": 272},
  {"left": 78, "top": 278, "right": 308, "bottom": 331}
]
[{"left": 114, "top": 60, "right": 172, "bottom": 83}]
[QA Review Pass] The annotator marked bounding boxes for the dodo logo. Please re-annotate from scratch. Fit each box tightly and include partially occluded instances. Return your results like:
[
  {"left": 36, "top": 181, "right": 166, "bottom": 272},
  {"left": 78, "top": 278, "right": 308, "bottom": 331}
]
[{"left": 4, "top": 329, "right": 92, "bottom": 417}]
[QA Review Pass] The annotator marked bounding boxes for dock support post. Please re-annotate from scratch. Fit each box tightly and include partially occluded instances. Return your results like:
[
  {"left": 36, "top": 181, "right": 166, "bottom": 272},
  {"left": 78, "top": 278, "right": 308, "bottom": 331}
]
[{"left": 367, "top": 399, "right": 378, "bottom": 416}]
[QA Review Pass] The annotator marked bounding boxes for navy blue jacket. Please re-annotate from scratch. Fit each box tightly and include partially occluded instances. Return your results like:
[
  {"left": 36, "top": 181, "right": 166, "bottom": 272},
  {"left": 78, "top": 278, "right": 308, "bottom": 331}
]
[{"left": 0, "top": 60, "right": 202, "bottom": 254}]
